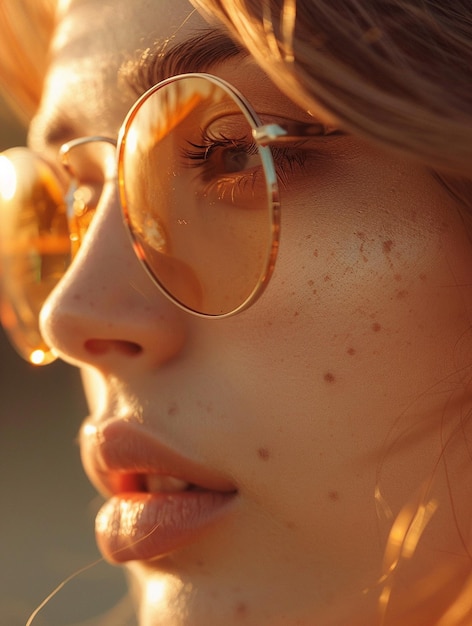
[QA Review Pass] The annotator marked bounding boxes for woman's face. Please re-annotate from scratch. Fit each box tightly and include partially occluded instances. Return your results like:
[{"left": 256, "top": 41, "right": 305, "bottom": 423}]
[{"left": 31, "top": 0, "right": 472, "bottom": 624}]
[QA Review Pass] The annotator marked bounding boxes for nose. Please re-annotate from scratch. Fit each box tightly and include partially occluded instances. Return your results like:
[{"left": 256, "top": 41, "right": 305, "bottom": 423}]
[{"left": 40, "top": 181, "right": 187, "bottom": 372}]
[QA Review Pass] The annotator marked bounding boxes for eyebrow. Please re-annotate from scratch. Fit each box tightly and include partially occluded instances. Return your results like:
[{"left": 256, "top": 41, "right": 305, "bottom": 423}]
[
  {"left": 37, "top": 28, "right": 247, "bottom": 150},
  {"left": 121, "top": 28, "right": 247, "bottom": 96}
]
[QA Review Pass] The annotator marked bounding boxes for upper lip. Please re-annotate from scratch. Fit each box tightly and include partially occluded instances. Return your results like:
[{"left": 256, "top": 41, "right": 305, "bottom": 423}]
[{"left": 80, "top": 417, "right": 237, "bottom": 498}]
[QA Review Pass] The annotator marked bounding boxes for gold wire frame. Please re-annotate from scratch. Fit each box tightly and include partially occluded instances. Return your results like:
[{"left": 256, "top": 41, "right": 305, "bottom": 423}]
[
  {"left": 0, "top": 72, "right": 327, "bottom": 363},
  {"left": 117, "top": 73, "right": 282, "bottom": 318}
]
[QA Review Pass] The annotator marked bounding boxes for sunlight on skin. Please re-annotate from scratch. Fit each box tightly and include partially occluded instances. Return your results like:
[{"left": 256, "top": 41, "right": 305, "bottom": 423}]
[{"left": 8, "top": 0, "right": 472, "bottom": 624}]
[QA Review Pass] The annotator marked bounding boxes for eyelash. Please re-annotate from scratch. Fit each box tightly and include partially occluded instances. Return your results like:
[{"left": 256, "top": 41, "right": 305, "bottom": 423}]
[{"left": 181, "top": 130, "right": 309, "bottom": 187}]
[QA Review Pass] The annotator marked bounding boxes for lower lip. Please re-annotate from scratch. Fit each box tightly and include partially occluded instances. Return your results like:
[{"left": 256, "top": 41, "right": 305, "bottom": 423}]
[{"left": 95, "top": 490, "right": 236, "bottom": 562}]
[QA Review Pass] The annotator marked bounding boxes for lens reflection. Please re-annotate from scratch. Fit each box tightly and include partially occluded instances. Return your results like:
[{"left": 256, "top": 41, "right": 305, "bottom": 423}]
[
  {"left": 120, "top": 75, "right": 276, "bottom": 316},
  {"left": 0, "top": 149, "right": 70, "bottom": 364}
]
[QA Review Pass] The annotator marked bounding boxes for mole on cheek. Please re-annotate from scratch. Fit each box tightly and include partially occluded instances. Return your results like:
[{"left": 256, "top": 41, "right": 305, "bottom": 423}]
[
  {"left": 167, "top": 402, "right": 179, "bottom": 417},
  {"left": 396, "top": 289, "right": 409, "bottom": 300},
  {"left": 257, "top": 447, "right": 270, "bottom": 461},
  {"left": 324, "top": 372, "right": 336, "bottom": 383},
  {"left": 307, "top": 279, "right": 318, "bottom": 296},
  {"left": 347, "top": 348, "right": 356, "bottom": 356},
  {"left": 234, "top": 602, "right": 249, "bottom": 618},
  {"left": 382, "top": 240, "right": 394, "bottom": 254}
]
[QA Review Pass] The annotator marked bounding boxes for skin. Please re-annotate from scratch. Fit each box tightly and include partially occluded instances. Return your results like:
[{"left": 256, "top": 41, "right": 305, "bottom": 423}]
[{"left": 29, "top": 0, "right": 472, "bottom": 624}]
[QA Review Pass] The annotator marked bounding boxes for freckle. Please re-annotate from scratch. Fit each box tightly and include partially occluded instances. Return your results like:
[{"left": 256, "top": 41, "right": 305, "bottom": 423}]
[
  {"left": 383, "top": 240, "right": 393, "bottom": 253},
  {"left": 347, "top": 347, "right": 356, "bottom": 356},
  {"left": 285, "top": 520, "right": 297, "bottom": 530},
  {"left": 294, "top": 310, "right": 299, "bottom": 317},
  {"left": 419, "top": 273, "right": 427, "bottom": 281},
  {"left": 235, "top": 602, "right": 249, "bottom": 618},
  {"left": 372, "top": 322, "right": 382, "bottom": 332},
  {"left": 396, "top": 290, "right": 409, "bottom": 299},
  {"left": 324, "top": 372, "right": 336, "bottom": 383},
  {"left": 308, "top": 279, "right": 315, "bottom": 287},
  {"left": 328, "top": 490, "right": 340, "bottom": 502},
  {"left": 394, "top": 274, "right": 402, "bottom": 282},
  {"left": 306, "top": 234, "right": 312, "bottom": 240},
  {"left": 257, "top": 447, "right": 270, "bottom": 461},
  {"left": 313, "top": 249, "right": 319, "bottom": 257},
  {"left": 73, "top": 294, "right": 82, "bottom": 301},
  {"left": 313, "top": 289, "right": 318, "bottom": 295},
  {"left": 324, "top": 274, "right": 331, "bottom": 282},
  {"left": 167, "top": 403, "right": 179, "bottom": 417}
]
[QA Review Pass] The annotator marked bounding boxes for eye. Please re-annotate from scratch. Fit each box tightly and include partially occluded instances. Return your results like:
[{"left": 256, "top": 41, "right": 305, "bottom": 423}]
[
  {"left": 212, "top": 139, "right": 261, "bottom": 175},
  {"left": 183, "top": 133, "right": 260, "bottom": 177}
]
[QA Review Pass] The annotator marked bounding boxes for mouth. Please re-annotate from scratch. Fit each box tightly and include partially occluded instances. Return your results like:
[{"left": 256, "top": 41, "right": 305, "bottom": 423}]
[
  {"left": 81, "top": 419, "right": 238, "bottom": 563},
  {"left": 114, "top": 472, "right": 212, "bottom": 494},
  {"left": 136, "top": 474, "right": 197, "bottom": 493}
]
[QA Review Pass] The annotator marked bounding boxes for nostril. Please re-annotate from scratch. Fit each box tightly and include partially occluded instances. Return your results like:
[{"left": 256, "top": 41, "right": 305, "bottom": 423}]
[{"left": 84, "top": 338, "right": 143, "bottom": 356}]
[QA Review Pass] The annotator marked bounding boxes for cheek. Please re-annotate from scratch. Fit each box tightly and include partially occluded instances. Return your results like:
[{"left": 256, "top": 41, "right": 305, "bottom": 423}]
[
  {"left": 263, "top": 162, "right": 472, "bottom": 396},
  {"left": 215, "top": 164, "right": 472, "bottom": 503},
  {"left": 192, "top": 171, "right": 472, "bottom": 588}
]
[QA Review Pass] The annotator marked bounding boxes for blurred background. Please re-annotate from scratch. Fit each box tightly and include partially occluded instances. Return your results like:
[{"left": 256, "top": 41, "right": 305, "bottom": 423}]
[{"left": 0, "top": 98, "right": 131, "bottom": 624}]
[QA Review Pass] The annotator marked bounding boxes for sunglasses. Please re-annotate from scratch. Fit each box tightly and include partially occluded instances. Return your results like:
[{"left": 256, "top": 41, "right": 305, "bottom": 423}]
[{"left": 0, "top": 72, "right": 326, "bottom": 365}]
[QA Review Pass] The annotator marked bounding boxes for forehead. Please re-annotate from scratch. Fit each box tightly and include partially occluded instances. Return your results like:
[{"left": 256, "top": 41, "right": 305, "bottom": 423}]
[
  {"left": 54, "top": 0, "right": 206, "bottom": 58},
  {"left": 30, "top": 0, "right": 210, "bottom": 148},
  {"left": 29, "top": 0, "right": 336, "bottom": 152}
]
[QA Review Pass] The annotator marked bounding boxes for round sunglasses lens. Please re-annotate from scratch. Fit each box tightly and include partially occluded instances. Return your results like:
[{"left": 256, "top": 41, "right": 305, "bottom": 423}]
[
  {"left": 0, "top": 149, "right": 70, "bottom": 364},
  {"left": 120, "top": 75, "right": 276, "bottom": 316}
]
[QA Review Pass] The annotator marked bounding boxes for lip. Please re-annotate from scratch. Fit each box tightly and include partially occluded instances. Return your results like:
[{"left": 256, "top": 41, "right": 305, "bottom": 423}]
[{"left": 80, "top": 419, "right": 237, "bottom": 563}]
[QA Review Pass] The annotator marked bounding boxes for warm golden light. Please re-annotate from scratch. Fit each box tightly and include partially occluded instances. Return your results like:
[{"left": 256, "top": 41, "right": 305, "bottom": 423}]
[
  {"left": 30, "top": 349, "right": 47, "bottom": 365},
  {"left": 0, "top": 155, "right": 17, "bottom": 201},
  {"left": 126, "top": 125, "right": 138, "bottom": 155},
  {"left": 147, "top": 578, "right": 167, "bottom": 605}
]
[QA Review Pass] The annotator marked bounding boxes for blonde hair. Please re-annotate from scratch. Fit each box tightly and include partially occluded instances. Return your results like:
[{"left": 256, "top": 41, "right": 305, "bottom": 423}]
[
  {"left": 192, "top": 2, "right": 472, "bottom": 623},
  {"left": 0, "top": 1, "right": 471, "bottom": 624},
  {"left": 192, "top": 0, "right": 472, "bottom": 175},
  {"left": 0, "top": 0, "right": 56, "bottom": 123}
]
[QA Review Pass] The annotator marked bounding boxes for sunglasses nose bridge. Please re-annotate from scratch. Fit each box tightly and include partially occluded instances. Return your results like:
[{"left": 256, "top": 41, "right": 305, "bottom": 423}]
[{"left": 59, "top": 136, "right": 118, "bottom": 177}]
